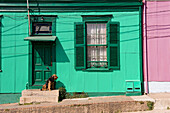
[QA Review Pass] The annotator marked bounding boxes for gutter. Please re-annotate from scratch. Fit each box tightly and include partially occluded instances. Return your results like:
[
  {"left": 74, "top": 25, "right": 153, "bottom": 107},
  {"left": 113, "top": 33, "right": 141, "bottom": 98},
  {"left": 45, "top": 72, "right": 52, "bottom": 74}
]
[
  {"left": 0, "top": 2, "right": 143, "bottom": 7},
  {"left": 27, "top": 0, "right": 31, "bottom": 36},
  {"left": 143, "top": 0, "right": 149, "bottom": 94}
]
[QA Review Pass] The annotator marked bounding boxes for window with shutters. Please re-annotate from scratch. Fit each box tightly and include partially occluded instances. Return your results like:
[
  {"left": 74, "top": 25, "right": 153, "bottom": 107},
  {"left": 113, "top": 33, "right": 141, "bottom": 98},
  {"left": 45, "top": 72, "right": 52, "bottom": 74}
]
[{"left": 74, "top": 16, "right": 120, "bottom": 71}]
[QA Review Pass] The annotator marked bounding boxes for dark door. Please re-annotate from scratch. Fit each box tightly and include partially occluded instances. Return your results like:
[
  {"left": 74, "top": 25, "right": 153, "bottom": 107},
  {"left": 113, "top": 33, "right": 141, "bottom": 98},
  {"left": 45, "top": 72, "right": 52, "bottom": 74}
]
[{"left": 32, "top": 42, "right": 53, "bottom": 86}]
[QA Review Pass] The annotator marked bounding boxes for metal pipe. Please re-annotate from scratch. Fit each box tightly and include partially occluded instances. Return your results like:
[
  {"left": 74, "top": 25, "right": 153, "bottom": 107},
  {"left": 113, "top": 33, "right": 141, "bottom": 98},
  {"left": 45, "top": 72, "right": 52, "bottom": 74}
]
[
  {"left": 143, "top": 0, "right": 149, "bottom": 94},
  {"left": 27, "top": 0, "right": 31, "bottom": 36}
]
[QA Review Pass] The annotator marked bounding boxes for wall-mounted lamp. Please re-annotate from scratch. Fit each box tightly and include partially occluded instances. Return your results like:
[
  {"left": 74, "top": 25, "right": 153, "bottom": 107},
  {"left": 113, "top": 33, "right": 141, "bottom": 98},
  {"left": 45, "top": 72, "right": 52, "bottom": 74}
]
[{"left": 41, "top": 16, "right": 44, "bottom": 20}]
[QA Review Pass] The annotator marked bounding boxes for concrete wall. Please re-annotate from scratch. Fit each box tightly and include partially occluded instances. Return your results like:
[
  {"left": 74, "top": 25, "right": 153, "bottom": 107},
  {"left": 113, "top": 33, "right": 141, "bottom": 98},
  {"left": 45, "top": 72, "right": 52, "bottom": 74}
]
[{"left": 144, "top": 82, "right": 170, "bottom": 93}]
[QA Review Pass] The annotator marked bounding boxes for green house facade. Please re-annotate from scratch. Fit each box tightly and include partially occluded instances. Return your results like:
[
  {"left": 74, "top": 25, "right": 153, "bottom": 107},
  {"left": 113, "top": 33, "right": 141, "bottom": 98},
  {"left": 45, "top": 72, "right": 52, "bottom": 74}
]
[{"left": 0, "top": 0, "right": 143, "bottom": 103}]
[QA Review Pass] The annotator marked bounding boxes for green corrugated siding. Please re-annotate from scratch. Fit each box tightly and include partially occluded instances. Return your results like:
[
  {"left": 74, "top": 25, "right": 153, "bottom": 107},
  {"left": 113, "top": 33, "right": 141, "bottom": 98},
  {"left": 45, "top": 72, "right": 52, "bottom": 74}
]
[
  {"left": 0, "top": 9, "right": 141, "bottom": 95},
  {"left": 0, "top": 13, "right": 28, "bottom": 93}
]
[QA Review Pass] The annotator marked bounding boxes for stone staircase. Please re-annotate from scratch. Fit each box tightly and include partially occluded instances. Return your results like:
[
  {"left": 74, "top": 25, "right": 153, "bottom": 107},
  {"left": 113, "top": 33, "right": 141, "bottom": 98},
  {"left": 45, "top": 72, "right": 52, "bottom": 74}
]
[{"left": 20, "top": 89, "right": 59, "bottom": 104}]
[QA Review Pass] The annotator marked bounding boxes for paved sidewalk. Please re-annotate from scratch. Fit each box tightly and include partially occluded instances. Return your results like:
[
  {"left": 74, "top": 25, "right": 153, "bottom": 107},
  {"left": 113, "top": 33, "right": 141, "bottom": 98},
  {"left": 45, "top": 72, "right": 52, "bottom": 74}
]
[
  {"left": 0, "top": 95, "right": 154, "bottom": 109},
  {"left": 0, "top": 96, "right": 132, "bottom": 109},
  {"left": 123, "top": 110, "right": 170, "bottom": 113},
  {"left": 0, "top": 93, "right": 170, "bottom": 113},
  {"left": 124, "top": 93, "right": 170, "bottom": 113},
  {"left": 0, "top": 95, "right": 154, "bottom": 113}
]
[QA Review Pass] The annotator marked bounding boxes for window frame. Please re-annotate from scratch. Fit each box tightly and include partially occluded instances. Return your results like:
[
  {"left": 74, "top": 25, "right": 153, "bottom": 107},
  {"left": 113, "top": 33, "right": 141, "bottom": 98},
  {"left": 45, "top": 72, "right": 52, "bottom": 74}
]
[
  {"left": 32, "top": 22, "right": 52, "bottom": 35},
  {"left": 86, "top": 22, "right": 108, "bottom": 69},
  {"left": 30, "top": 15, "right": 57, "bottom": 36}
]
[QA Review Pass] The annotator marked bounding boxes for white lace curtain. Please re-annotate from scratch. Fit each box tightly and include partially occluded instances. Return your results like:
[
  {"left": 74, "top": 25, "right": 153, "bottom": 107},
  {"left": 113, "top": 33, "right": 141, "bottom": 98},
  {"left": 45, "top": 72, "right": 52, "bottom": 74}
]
[{"left": 87, "top": 23, "right": 107, "bottom": 67}]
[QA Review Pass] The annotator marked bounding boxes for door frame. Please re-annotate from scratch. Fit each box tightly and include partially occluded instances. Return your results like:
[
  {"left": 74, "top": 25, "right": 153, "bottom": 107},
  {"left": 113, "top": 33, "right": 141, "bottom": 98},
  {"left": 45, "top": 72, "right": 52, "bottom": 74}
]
[{"left": 28, "top": 41, "right": 56, "bottom": 89}]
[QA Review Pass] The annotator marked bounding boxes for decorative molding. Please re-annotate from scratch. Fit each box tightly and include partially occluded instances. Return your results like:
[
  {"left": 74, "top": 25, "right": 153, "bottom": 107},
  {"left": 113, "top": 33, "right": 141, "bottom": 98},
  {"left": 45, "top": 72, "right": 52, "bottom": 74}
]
[{"left": 81, "top": 15, "right": 113, "bottom": 18}]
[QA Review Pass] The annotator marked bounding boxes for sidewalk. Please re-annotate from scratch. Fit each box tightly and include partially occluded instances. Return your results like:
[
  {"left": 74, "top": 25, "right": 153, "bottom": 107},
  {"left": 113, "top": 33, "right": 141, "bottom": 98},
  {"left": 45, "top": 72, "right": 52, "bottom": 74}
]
[
  {"left": 124, "top": 93, "right": 170, "bottom": 113},
  {"left": 0, "top": 93, "right": 169, "bottom": 113},
  {"left": 124, "top": 110, "right": 170, "bottom": 113}
]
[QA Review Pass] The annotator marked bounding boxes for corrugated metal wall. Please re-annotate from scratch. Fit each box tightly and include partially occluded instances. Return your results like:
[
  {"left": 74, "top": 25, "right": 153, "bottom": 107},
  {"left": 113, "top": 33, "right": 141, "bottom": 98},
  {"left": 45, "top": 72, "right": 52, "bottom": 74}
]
[
  {"left": 143, "top": 1, "right": 170, "bottom": 93},
  {"left": 144, "top": 1, "right": 170, "bottom": 82}
]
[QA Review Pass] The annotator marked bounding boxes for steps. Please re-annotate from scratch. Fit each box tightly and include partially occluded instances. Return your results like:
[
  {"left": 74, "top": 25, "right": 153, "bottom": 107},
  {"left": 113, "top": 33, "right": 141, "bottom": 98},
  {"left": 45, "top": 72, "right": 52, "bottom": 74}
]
[{"left": 20, "top": 89, "right": 59, "bottom": 104}]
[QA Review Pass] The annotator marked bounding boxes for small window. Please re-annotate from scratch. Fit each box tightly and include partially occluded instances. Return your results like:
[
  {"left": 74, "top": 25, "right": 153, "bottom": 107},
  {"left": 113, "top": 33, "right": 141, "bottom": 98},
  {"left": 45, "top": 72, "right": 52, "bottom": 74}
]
[
  {"left": 32, "top": 22, "right": 52, "bottom": 35},
  {"left": 30, "top": 15, "right": 57, "bottom": 36}
]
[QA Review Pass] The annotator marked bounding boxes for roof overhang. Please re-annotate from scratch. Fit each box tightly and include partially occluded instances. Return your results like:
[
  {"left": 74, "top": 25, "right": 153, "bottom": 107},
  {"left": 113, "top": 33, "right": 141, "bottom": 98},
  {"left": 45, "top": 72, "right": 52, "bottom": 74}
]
[
  {"left": 0, "top": 0, "right": 142, "bottom": 3},
  {"left": 24, "top": 36, "right": 57, "bottom": 41},
  {"left": 0, "top": 0, "right": 142, "bottom": 12}
]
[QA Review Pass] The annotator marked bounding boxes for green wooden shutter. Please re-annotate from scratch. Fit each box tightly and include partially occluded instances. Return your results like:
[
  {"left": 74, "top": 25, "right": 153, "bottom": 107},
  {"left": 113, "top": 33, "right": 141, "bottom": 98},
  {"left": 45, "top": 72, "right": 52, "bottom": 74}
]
[
  {"left": 108, "top": 22, "right": 120, "bottom": 70},
  {"left": 74, "top": 22, "right": 86, "bottom": 70}
]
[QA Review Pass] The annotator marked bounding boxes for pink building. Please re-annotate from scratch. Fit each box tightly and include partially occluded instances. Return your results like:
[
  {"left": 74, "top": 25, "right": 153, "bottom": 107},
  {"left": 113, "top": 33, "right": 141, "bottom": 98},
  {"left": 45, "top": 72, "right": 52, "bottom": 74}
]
[{"left": 143, "top": 0, "right": 170, "bottom": 93}]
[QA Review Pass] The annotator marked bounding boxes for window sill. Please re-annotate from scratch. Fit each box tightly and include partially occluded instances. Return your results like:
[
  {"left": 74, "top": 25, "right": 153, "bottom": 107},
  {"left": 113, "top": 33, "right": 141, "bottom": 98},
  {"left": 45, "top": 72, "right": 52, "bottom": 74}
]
[
  {"left": 31, "top": 34, "right": 53, "bottom": 36},
  {"left": 84, "top": 68, "right": 113, "bottom": 72}
]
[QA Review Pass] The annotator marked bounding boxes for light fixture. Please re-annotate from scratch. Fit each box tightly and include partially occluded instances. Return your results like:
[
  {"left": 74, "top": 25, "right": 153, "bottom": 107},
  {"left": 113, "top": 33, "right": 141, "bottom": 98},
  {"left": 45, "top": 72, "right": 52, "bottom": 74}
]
[{"left": 41, "top": 16, "right": 44, "bottom": 20}]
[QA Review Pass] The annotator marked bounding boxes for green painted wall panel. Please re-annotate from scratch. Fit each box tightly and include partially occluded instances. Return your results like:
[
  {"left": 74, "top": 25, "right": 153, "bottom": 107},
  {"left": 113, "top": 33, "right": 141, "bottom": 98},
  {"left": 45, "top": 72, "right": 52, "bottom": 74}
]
[
  {"left": 0, "top": 13, "right": 29, "bottom": 93},
  {"left": 97, "top": 73, "right": 112, "bottom": 92},
  {"left": 84, "top": 73, "right": 98, "bottom": 92},
  {"left": 1, "top": 14, "right": 16, "bottom": 93},
  {"left": 74, "top": 72, "right": 85, "bottom": 92},
  {"left": 15, "top": 43, "right": 29, "bottom": 92},
  {"left": 15, "top": 16, "right": 28, "bottom": 92},
  {"left": 0, "top": 9, "right": 142, "bottom": 95},
  {"left": 125, "top": 54, "right": 140, "bottom": 80}
]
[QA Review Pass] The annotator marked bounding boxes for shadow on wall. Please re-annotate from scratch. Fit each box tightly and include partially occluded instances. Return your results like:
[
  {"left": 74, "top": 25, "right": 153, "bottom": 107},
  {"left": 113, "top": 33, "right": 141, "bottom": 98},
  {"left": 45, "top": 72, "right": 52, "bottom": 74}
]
[
  {"left": 56, "top": 38, "right": 70, "bottom": 62},
  {"left": 55, "top": 81, "right": 66, "bottom": 89}
]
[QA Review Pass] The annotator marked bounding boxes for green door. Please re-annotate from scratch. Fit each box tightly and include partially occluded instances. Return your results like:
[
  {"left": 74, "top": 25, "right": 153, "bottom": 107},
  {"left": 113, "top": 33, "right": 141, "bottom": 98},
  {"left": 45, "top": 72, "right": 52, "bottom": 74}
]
[{"left": 32, "top": 42, "right": 54, "bottom": 87}]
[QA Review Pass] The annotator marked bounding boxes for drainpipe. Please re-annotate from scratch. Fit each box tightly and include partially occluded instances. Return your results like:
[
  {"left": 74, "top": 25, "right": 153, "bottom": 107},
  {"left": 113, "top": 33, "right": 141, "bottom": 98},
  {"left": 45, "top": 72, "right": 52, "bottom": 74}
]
[
  {"left": 143, "top": 0, "right": 149, "bottom": 94},
  {"left": 27, "top": 0, "right": 31, "bottom": 36}
]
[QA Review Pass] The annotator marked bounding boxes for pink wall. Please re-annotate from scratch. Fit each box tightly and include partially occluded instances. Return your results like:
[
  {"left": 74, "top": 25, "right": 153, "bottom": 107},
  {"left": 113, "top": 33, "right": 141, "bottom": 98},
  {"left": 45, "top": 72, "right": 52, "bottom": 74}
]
[{"left": 143, "top": 1, "right": 170, "bottom": 82}]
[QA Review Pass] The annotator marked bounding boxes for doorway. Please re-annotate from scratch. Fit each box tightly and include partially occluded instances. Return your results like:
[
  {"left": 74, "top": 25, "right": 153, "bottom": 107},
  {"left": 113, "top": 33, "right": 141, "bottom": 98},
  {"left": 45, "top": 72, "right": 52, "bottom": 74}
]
[{"left": 30, "top": 42, "right": 56, "bottom": 89}]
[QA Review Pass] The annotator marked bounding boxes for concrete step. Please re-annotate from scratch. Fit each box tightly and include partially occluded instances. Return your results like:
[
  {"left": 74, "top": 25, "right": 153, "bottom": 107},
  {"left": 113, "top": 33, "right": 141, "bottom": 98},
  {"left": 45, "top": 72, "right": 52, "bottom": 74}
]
[
  {"left": 20, "top": 96, "right": 58, "bottom": 104},
  {"left": 22, "top": 89, "right": 59, "bottom": 96},
  {"left": 20, "top": 89, "right": 59, "bottom": 104}
]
